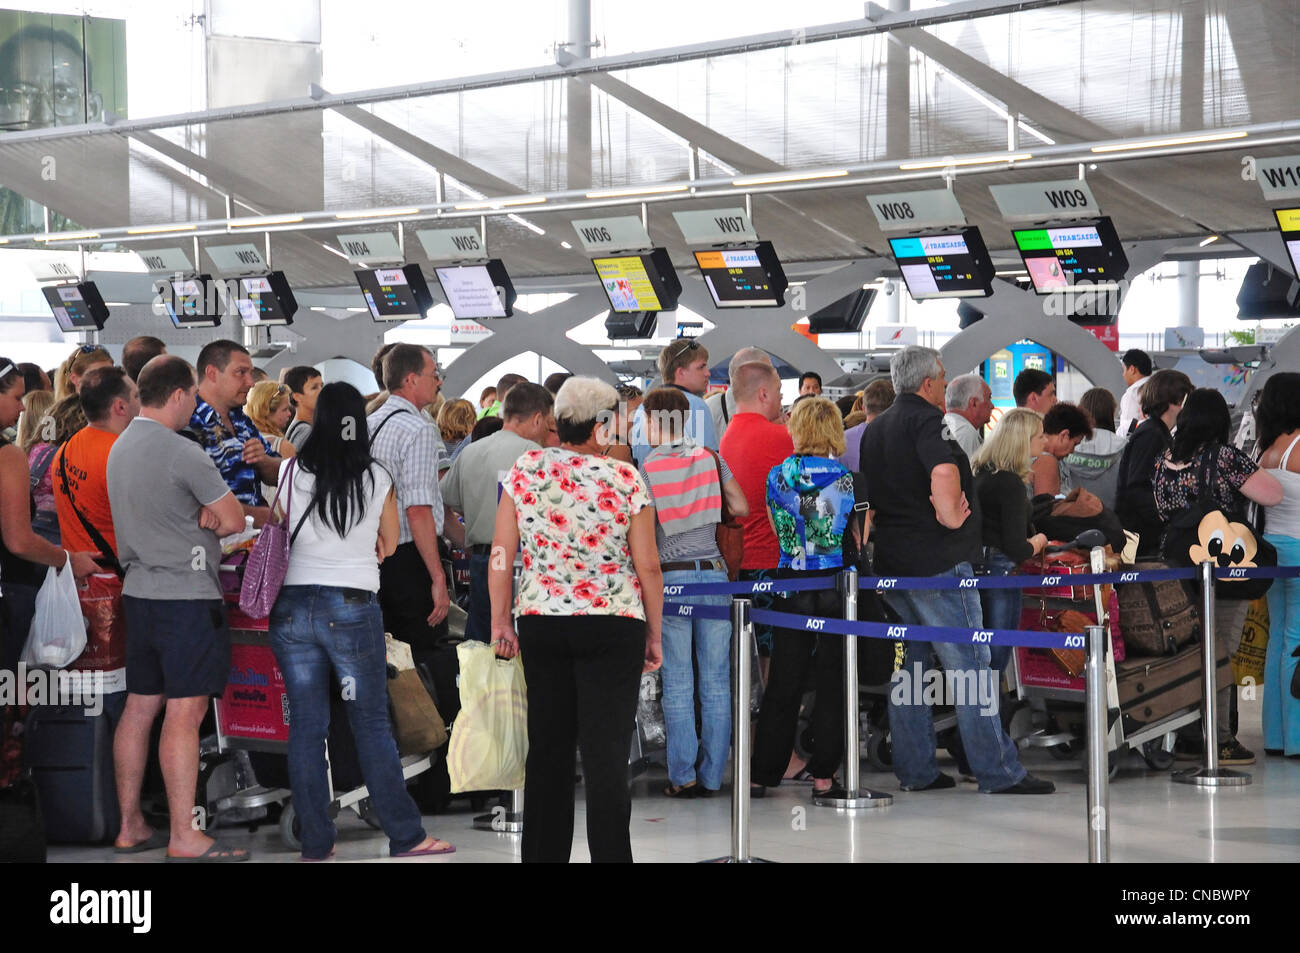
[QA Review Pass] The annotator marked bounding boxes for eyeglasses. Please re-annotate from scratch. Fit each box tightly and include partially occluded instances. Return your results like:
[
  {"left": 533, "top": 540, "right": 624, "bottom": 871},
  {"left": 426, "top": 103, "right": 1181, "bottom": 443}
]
[{"left": 78, "top": 345, "right": 104, "bottom": 355}]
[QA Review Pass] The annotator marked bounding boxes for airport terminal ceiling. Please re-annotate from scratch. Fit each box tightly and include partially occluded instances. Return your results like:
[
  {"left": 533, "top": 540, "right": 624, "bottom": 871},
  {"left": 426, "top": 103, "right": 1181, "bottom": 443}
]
[{"left": 1, "top": 0, "right": 1299, "bottom": 296}]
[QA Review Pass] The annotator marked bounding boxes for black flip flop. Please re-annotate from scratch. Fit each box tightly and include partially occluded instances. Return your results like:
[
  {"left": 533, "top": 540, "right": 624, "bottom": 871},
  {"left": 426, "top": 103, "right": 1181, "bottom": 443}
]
[
  {"left": 165, "top": 841, "right": 251, "bottom": 863},
  {"left": 113, "top": 830, "right": 168, "bottom": 854}
]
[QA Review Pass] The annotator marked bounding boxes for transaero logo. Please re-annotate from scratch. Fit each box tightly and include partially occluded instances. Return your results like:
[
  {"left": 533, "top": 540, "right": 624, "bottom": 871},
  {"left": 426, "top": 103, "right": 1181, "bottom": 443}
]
[{"left": 49, "top": 884, "right": 151, "bottom": 933}]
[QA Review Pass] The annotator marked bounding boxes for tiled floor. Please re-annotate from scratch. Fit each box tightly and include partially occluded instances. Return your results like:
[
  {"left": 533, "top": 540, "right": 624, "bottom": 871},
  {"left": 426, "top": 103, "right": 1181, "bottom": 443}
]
[{"left": 48, "top": 694, "right": 1300, "bottom": 863}]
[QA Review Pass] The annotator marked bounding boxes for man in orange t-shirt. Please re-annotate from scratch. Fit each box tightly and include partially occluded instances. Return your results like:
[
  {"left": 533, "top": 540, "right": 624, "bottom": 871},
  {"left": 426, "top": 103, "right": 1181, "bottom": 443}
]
[{"left": 53, "top": 366, "right": 140, "bottom": 559}]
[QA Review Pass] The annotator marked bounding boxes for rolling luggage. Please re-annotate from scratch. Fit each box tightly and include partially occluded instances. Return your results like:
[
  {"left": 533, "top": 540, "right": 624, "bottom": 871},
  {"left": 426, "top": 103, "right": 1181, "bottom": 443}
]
[
  {"left": 1115, "top": 641, "right": 1231, "bottom": 735},
  {"left": 24, "top": 697, "right": 125, "bottom": 844}
]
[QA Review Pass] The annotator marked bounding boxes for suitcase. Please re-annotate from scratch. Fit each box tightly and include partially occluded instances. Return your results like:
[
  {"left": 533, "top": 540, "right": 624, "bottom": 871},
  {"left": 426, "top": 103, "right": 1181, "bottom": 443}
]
[
  {"left": 24, "top": 698, "right": 125, "bottom": 844},
  {"left": 1116, "top": 641, "right": 1232, "bottom": 735},
  {"left": 1018, "top": 550, "right": 1105, "bottom": 601}
]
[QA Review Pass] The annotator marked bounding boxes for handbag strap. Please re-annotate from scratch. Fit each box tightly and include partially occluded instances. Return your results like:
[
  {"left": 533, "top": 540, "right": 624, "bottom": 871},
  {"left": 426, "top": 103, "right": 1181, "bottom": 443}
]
[{"left": 28, "top": 444, "right": 57, "bottom": 491}]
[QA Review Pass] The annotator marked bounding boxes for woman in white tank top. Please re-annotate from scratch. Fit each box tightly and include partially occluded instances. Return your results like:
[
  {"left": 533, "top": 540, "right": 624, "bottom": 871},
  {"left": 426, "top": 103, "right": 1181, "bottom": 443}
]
[{"left": 1257, "top": 373, "right": 1300, "bottom": 757}]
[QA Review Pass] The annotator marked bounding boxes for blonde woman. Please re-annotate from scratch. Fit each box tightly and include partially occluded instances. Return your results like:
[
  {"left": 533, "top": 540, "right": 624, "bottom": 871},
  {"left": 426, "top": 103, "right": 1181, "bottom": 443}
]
[
  {"left": 970, "top": 408, "right": 1050, "bottom": 671},
  {"left": 17, "top": 389, "right": 59, "bottom": 543},
  {"left": 752, "top": 397, "right": 858, "bottom": 798},
  {"left": 245, "top": 381, "right": 297, "bottom": 458},
  {"left": 54, "top": 344, "right": 112, "bottom": 401},
  {"left": 436, "top": 398, "right": 476, "bottom": 470}
]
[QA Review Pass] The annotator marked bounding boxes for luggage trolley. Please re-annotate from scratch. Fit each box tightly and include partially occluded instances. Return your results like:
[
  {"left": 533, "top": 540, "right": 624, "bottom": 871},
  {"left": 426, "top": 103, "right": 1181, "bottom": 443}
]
[
  {"left": 205, "top": 587, "right": 434, "bottom": 849},
  {"left": 1009, "top": 541, "right": 1194, "bottom": 776}
]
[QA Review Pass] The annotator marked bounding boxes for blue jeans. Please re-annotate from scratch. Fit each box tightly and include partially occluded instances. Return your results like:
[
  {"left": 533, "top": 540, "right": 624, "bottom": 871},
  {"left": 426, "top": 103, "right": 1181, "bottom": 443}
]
[
  {"left": 884, "top": 562, "right": 1026, "bottom": 793},
  {"left": 660, "top": 568, "right": 732, "bottom": 789},
  {"left": 979, "top": 549, "right": 1020, "bottom": 674},
  {"left": 1264, "top": 535, "right": 1300, "bottom": 755},
  {"left": 270, "top": 585, "right": 427, "bottom": 858},
  {"left": 466, "top": 552, "right": 491, "bottom": 644}
]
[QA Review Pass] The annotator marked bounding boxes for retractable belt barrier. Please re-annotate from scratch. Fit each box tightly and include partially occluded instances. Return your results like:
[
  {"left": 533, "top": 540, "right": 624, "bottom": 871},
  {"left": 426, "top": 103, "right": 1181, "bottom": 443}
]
[
  {"left": 663, "top": 564, "right": 1300, "bottom": 598},
  {"left": 663, "top": 563, "right": 1300, "bottom": 650}
]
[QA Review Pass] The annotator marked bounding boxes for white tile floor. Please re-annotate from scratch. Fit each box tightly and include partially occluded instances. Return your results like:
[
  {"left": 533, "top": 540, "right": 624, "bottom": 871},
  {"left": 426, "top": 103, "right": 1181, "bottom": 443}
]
[{"left": 48, "top": 694, "right": 1300, "bottom": 863}]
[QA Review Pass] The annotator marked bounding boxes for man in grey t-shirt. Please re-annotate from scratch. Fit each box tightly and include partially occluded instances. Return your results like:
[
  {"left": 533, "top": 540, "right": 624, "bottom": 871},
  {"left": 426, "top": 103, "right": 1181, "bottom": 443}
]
[
  {"left": 106, "top": 355, "right": 249, "bottom": 862},
  {"left": 440, "top": 382, "right": 554, "bottom": 643}
]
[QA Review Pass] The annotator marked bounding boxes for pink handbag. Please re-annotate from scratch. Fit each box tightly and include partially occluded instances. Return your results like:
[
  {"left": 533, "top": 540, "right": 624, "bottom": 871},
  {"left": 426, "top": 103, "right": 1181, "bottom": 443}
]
[{"left": 239, "top": 459, "right": 298, "bottom": 619}]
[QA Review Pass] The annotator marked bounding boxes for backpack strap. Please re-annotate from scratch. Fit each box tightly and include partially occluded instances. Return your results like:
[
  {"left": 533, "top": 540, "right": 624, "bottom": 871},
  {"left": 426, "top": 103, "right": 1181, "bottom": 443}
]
[
  {"left": 28, "top": 444, "right": 57, "bottom": 491},
  {"left": 56, "top": 450, "right": 124, "bottom": 577}
]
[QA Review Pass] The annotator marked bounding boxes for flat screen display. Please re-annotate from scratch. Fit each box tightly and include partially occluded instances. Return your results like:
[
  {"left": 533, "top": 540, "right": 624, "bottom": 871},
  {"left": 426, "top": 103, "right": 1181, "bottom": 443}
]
[
  {"left": 888, "top": 228, "right": 995, "bottom": 300},
  {"left": 434, "top": 259, "right": 516, "bottom": 319},
  {"left": 234, "top": 271, "right": 297, "bottom": 326},
  {"left": 354, "top": 264, "right": 434, "bottom": 322},
  {"left": 41, "top": 282, "right": 109, "bottom": 332},
  {"left": 1273, "top": 208, "right": 1300, "bottom": 280},
  {"left": 591, "top": 248, "right": 681, "bottom": 314},
  {"left": 166, "top": 275, "right": 224, "bottom": 328},
  {"left": 1012, "top": 217, "right": 1129, "bottom": 293},
  {"left": 693, "top": 241, "right": 788, "bottom": 308}
]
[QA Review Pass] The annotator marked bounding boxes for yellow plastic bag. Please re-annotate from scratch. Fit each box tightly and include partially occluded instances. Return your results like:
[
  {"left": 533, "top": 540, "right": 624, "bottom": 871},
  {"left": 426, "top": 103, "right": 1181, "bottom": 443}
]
[
  {"left": 446, "top": 641, "right": 528, "bottom": 793},
  {"left": 1231, "top": 597, "right": 1269, "bottom": 686}
]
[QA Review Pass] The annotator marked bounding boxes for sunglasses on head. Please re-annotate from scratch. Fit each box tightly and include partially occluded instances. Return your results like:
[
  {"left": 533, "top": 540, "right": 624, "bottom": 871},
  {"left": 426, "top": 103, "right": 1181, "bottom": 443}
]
[{"left": 78, "top": 344, "right": 104, "bottom": 355}]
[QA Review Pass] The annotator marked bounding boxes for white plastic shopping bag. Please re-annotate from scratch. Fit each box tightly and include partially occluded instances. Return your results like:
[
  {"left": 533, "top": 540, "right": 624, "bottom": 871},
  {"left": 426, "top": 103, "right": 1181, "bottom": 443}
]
[
  {"left": 20, "top": 556, "right": 87, "bottom": 669},
  {"left": 446, "top": 640, "right": 528, "bottom": 793}
]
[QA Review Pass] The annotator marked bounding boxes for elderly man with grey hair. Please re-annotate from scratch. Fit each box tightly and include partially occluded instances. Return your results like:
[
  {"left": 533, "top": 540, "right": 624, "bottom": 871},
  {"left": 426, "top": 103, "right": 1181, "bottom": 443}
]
[
  {"left": 707, "top": 346, "right": 772, "bottom": 441},
  {"left": 943, "top": 373, "right": 993, "bottom": 463},
  {"left": 860, "top": 346, "right": 1052, "bottom": 796}
]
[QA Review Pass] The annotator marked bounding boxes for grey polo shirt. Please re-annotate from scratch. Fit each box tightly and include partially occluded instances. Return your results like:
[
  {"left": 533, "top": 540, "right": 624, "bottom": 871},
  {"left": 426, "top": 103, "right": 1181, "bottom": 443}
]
[{"left": 440, "top": 429, "right": 538, "bottom": 546}]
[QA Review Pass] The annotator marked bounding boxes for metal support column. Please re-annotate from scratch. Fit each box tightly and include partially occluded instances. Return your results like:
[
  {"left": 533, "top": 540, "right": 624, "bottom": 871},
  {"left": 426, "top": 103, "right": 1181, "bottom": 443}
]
[{"left": 1084, "top": 624, "right": 1109, "bottom": 862}]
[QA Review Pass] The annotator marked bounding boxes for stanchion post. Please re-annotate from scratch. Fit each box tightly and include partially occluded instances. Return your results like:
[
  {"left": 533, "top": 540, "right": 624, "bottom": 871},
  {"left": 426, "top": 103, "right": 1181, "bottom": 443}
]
[
  {"left": 814, "top": 569, "right": 891, "bottom": 810},
  {"left": 1084, "top": 623, "right": 1109, "bottom": 863},
  {"left": 1172, "top": 560, "right": 1250, "bottom": 787},
  {"left": 705, "top": 598, "right": 770, "bottom": 862}
]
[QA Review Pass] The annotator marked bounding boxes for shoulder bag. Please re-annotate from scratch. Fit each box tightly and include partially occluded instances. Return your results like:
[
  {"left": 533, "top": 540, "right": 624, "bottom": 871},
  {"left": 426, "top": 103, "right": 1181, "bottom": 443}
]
[{"left": 239, "top": 459, "right": 311, "bottom": 618}]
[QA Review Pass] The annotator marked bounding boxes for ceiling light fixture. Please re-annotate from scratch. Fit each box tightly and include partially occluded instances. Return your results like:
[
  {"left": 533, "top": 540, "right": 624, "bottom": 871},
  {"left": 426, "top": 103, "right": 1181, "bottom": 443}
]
[
  {"left": 453, "top": 197, "right": 547, "bottom": 210},
  {"left": 33, "top": 230, "right": 100, "bottom": 242},
  {"left": 1090, "top": 131, "right": 1247, "bottom": 153},
  {"left": 1199, "top": 235, "right": 1220, "bottom": 247},
  {"left": 334, "top": 207, "right": 421, "bottom": 220},
  {"left": 731, "top": 169, "right": 848, "bottom": 187},
  {"left": 899, "top": 153, "right": 1032, "bottom": 171},
  {"left": 584, "top": 184, "right": 689, "bottom": 200},
  {"left": 125, "top": 223, "right": 198, "bottom": 235},
  {"left": 229, "top": 214, "right": 304, "bottom": 228}
]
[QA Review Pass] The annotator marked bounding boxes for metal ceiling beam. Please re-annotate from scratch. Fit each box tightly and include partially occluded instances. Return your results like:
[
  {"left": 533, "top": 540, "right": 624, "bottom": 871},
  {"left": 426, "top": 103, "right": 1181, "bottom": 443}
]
[
  {"left": 0, "top": 0, "right": 1096, "bottom": 147},
  {"left": 330, "top": 102, "right": 523, "bottom": 197},
  {"left": 1224, "top": 0, "right": 1300, "bottom": 121},
  {"left": 579, "top": 72, "right": 782, "bottom": 174}
]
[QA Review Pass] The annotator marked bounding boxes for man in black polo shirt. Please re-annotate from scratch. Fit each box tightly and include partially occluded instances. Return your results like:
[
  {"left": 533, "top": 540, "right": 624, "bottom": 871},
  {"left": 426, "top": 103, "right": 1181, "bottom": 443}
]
[{"left": 860, "top": 346, "right": 1052, "bottom": 795}]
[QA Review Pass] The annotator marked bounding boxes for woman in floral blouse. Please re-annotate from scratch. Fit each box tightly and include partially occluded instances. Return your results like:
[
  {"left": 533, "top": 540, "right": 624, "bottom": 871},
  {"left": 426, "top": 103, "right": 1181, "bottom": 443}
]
[{"left": 489, "top": 377, "right": 663, "bottom": 863}]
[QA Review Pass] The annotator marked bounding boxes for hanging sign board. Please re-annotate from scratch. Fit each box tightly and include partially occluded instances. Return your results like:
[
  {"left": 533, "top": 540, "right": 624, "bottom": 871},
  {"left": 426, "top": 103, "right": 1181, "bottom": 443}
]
[
  {"left": 206, "top": 243, "right": 266, "bottom": 274},
  {"left": 336, "top": 231, "right": 403, "bottom": 265},
  {"left": 417, "top": 228, "right": 486, "bottom": 261},
  {"left": 867, "top": 189, "right": 966, "bottom": 233},
  {"left": 1255, "top": 154, "right": 1300, "bottom": 202},
  {"left": 672, "top": 208, "right": 758, "bottom": 246},
  {"left": 989, "top": 179, "right": 1100, "bottom": 223},
  {"left": 136, "top": 247, "right": 194, "bottom": 274},
  {"left": 571, "top": 216, "right": 652, "bottom": 254}
]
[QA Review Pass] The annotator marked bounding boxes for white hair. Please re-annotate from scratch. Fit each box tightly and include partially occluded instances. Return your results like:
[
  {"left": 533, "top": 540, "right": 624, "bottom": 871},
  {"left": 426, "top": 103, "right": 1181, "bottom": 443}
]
[
  {"left": 890, "top": 345, "right": 943, "bottom": 396},
  {"left": 945, "top": 373, "right": 986, "bottom": 412},
  {"left": 553, "top": 376, "right": 619, "bottom": 423},
  {"left": 728, "top": 346, "right": 771, "bottom": 382}
]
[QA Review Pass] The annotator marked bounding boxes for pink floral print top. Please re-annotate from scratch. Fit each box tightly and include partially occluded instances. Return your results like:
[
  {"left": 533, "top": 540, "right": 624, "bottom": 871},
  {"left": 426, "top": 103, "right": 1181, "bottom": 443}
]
[{"left": 503, "top": 447, "right": 652, "bottom": 618}]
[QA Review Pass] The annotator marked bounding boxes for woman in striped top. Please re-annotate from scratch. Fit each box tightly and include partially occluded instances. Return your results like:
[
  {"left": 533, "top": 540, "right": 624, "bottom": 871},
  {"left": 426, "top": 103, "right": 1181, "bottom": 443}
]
[{"left": 640, "top": 387, "right": 748, "bottom": 798}]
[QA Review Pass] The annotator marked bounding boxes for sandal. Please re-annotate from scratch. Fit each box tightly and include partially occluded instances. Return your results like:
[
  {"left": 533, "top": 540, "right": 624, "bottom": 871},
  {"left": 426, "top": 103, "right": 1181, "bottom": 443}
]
[
  {"left": 663, "top": 781, "right": 698, "bottom": 798},
  {"left": 114, "top": 829, "right": 168, "bottom": 854},
  {"left": 391, "top": 838, "right": 455, "bottom": 857},
  {"left": 165, "top": 840, "right": 250, "bottom": 863}
]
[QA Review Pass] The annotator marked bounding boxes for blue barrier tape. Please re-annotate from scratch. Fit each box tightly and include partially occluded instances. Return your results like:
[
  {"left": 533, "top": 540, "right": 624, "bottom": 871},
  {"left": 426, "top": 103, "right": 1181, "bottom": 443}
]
[
  {"left": 661, "top": 602, "right": 733, "bottom": 621},
  {"left": 661, "top": 576, "right": 839, "bottom": 597},
  {"left": 661, "top": 564, "right": 1300, "bottom": 596},
  {"left": 749, "top": 607, "right": 1083, "bottom": 650}
]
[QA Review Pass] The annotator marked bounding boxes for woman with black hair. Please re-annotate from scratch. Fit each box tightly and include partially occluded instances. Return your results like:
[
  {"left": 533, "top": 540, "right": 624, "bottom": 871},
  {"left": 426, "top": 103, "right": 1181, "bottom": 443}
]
[
  {"left": 0, "top": 358, "right": 99, "bottom": 671},
  {"left": 269, "top": 382, "right": 453, "bottom": 860},
  {"left": 1256, "top": 372, "right": 1300, "bottom": 757},
  {"left": 1153, "top": 388, "right": 1282, "bottom": 766}
]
